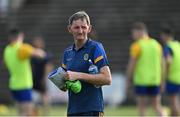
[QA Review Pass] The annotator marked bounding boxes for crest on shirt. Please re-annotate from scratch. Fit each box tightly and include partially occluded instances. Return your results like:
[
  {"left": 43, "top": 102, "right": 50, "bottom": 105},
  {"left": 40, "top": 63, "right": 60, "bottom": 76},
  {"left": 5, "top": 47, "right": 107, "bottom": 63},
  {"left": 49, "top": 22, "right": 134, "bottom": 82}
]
[{"left": 83, "top": 53, "right": 89, "bottom": 61}]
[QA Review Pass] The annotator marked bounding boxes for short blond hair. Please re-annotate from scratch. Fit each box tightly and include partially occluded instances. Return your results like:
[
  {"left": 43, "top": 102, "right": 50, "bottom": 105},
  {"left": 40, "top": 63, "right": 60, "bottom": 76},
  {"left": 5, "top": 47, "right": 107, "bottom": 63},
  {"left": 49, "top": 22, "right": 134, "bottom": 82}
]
[{"left": 68, "top": 11, "right": 90, "bottom": 25}]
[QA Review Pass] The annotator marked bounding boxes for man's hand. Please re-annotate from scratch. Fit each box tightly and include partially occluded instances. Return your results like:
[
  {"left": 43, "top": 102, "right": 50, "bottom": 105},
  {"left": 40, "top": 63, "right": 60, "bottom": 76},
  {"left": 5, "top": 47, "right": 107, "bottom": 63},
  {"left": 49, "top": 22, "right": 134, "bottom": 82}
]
[
  {"left": 66, "top": 71, "right": 79, "bottom": 81},
  {"left": 126, "top": 79, "right": 132, "bottom": 96},
  {"left": 33, "top": 48, "right": 46, "bottom": 58},
  {"left": 60, "top": 84, "right": 68, "bottom": 92},
  {"left": 160, "top": 82, "right": 165, "bottom": 93}
]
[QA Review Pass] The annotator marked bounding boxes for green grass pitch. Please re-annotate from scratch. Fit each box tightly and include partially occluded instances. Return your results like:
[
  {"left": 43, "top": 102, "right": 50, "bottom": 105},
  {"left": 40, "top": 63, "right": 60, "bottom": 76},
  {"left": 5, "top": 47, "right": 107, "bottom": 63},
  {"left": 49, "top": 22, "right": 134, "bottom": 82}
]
[{"left": 0, "top": 105, "right": 170, "bottom": 116}]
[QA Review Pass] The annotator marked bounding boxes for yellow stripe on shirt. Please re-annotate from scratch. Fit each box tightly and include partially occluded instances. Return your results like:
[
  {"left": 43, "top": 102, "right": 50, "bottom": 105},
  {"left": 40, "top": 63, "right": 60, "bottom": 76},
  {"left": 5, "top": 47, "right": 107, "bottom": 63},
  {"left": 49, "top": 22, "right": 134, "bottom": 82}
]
[
  {"left": 130, "top": 42, "right": 141, "bottom": 59},
  {"left": 94, "top": 55, "right": 103, "bottom": 64},
  {"left": 62, "top": 63, "right": 67, "bottom": 69},
  {"left": 17, "top": 43, "right": 34, "bottom": 60}
]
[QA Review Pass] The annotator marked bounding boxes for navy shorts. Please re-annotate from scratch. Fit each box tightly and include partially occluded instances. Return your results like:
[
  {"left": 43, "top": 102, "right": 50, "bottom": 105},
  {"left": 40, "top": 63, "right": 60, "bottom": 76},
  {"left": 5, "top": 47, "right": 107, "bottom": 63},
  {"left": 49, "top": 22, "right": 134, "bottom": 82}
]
[
  {"left": 135, "top": 86, "right": 160, "bottom": 96},
  {"left": 11, "top": 89, "right": 32, "bottom": 102},
  {"left": 67, "top": 111, "right": 104, "bottom": 116},
  {"left": 166, "top": 81, "right": 180, "bottom": 95}
]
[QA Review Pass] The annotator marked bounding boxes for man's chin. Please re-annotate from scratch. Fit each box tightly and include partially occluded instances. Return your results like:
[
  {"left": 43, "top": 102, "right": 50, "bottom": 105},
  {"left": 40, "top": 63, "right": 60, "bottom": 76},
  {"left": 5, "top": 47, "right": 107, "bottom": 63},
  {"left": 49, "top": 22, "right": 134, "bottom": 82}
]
[{"left": 75, "top": 38, "right": 85, "bottom": 41}]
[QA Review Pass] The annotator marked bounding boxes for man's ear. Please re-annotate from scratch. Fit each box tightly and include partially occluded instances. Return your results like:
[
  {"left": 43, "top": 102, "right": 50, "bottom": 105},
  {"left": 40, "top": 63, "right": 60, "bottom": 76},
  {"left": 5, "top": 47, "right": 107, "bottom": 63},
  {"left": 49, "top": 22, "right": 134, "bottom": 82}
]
[
  {"left": 67, "top": 25, "right": 72, "bottom": 33},
  {"left": 88, "top": 25, "right": 92, "bottom": 33}
]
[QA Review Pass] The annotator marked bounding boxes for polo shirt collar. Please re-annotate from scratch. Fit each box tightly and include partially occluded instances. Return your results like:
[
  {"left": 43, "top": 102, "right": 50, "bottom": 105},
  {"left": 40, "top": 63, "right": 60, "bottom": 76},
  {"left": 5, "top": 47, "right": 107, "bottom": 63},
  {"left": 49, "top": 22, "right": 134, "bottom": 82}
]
[{"left": 72, "top": 38, "right": 90, "bottom": 51}]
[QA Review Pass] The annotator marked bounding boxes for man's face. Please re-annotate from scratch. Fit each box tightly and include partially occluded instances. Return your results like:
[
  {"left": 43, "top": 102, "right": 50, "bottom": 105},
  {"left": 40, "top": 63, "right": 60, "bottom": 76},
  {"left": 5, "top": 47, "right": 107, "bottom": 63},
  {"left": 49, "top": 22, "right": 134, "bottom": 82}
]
[
  {"left": 33, "top": 38, "right": 45, "bottom": 49},
  {"left": 131, "top": 29, "right": 143, "bottom": 40},
  {"left": 160, "top": 33, "right": 169, "bottom": 43},
  {"left": 68, "top": 18, "right": 91, "bottom": 41}
]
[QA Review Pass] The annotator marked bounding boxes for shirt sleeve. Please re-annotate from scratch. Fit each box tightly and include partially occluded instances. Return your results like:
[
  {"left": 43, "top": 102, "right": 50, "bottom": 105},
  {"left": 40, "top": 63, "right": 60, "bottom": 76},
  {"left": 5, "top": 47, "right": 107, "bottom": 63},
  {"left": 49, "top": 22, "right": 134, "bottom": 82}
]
[
  {"left": 61, "top": 51, "right": 67, "bottom": 71},
  {"left": 93, "top": 43, "right": 109, "bottom": 70},
  {"left": 130, "top": 42, "right": 141, "bottom": 59},
  {"left": 17, "top": 43, "right": 35, "bottom": 60},
  {"left": 163, "top": 45, "right": 173, "bottom": 58}
]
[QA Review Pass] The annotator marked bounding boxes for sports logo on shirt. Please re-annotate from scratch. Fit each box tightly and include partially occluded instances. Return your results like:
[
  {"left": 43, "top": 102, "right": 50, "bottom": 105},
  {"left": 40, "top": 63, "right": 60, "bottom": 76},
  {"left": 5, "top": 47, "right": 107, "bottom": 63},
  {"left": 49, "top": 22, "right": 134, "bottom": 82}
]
[{"left": 83, "top": 53, "right": 89, "bottom": 61}]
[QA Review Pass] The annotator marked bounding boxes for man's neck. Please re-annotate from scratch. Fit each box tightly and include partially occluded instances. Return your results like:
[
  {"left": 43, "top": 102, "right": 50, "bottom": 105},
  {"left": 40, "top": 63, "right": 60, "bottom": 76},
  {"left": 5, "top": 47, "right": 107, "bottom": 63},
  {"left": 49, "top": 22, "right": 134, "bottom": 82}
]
[
  {"left": 142, "top": 34, "right": 149, "bottom": 39},
  {"left": 10, "top": 39, "right": 22, "bottom": 45},
  {"left": 75, "top": 38, "right": 88, "bottom": 50}
]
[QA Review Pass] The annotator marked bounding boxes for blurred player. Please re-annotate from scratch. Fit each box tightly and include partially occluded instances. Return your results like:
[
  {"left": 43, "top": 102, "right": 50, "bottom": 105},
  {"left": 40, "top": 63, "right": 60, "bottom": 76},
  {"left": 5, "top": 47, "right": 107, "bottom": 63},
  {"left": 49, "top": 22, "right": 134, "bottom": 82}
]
[
  {"left": 31, "top": 37, "right": 53, "bottom": 115},
  {"left": 160, "top": 27, "right": 180, "bottom": 116},
  {"left": 127, "top": 22, "right": 164, "bottom": 116},
  {"left": 61, "top": 11, "right": 112, "bottom": 116},
  {"left": 3, "top": 29, "right": 45, "bottom": 116}
]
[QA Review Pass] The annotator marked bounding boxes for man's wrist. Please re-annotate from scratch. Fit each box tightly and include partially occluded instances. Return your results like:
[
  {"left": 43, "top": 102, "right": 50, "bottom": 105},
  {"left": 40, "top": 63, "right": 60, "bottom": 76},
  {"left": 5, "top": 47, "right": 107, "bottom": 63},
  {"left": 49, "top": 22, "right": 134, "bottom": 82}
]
[{"left": 75, "top": 72, "right": 85, "bottom": 80}]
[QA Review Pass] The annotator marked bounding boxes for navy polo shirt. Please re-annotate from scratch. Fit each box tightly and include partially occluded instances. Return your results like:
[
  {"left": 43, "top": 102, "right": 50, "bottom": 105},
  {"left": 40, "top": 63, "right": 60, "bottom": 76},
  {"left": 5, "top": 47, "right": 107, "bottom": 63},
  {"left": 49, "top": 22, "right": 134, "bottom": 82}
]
[{"left": 61, "top": 39, "right": 109, "bottom": 114}]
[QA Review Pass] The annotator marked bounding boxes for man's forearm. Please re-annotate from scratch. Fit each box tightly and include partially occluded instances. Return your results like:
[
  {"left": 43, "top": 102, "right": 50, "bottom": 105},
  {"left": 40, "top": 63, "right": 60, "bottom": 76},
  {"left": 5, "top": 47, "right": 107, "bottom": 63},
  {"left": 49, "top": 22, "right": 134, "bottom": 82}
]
[
  {"left": 127, "top": 67, "right": 133, "bottom": 81},
  {"left": 76, "top": 72, "right": 111, "bottom": 86},
  {"left": 66, "top": 66, "right": 112, "bottom": 86},
  {"left": 127, "top": 64, "right": 134, "bottom": 82}
]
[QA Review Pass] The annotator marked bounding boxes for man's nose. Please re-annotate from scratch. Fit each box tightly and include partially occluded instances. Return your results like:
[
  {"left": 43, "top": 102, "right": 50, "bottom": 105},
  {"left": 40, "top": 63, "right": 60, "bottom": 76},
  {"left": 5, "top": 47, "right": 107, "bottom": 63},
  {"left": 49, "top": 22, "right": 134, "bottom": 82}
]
[{"left": 78, "top": 27, "right": 83, "bottom": 33}]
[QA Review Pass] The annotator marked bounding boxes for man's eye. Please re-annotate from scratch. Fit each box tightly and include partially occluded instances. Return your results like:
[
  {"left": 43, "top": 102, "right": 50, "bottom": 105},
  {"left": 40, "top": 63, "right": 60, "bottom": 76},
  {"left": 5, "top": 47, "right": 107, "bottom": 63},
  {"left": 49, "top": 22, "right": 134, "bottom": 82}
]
[
  {"left": 74, "top": 27, "right": 79, "bottom": 29},
  {"left": 82, "top": 26, "right": 87, "bottom": 29}
]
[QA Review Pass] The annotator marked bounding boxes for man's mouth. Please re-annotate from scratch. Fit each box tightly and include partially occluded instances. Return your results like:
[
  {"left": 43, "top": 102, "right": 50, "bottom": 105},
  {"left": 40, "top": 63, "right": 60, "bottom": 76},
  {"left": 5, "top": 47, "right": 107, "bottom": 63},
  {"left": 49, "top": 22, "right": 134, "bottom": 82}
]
[{"left": 77, "top": 33, "right": 83, "bottom": 35}]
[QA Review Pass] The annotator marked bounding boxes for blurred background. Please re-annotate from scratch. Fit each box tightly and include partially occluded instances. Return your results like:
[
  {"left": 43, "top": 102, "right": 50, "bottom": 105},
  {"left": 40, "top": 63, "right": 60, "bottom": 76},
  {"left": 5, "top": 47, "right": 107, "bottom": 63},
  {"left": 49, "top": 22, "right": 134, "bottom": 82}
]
[{"left": 0, "top": 0, "right": 180, "bottom": 116}]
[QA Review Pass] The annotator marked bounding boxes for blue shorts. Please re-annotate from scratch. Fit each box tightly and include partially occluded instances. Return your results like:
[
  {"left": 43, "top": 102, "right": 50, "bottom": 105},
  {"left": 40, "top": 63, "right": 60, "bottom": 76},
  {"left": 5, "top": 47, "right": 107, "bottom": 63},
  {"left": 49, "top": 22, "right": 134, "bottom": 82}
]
[
  {"left": 135, "top": 86, "right": 160, "bottom": 96},
  {"left": 11, "top": 89, "right": 32, "bottom": 102},
  {"left": 67, "top": 111, "right": 104, "bottom": 116},
  {"left": 166, "top": 81, "right": 180, "bottom": 95}
]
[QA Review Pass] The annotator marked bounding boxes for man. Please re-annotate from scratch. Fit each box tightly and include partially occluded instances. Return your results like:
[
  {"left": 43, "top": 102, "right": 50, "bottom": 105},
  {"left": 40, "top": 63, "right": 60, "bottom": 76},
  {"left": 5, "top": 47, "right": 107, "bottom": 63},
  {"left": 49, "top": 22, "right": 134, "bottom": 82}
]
[
  {"left": 160, "top": 27, "right": 180, "bottom": 116},
  {"left": 31, "top": 37, "right": 53, "bottom": 115},
  {"left": 127, "top": 22, "right": 164, "bottom": 116},
  {"left": 3, "top": 29, "right": 45, "bottom": 116},
  {"left": 61, "top": 11, "right": 112, "bottom": 116}
]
